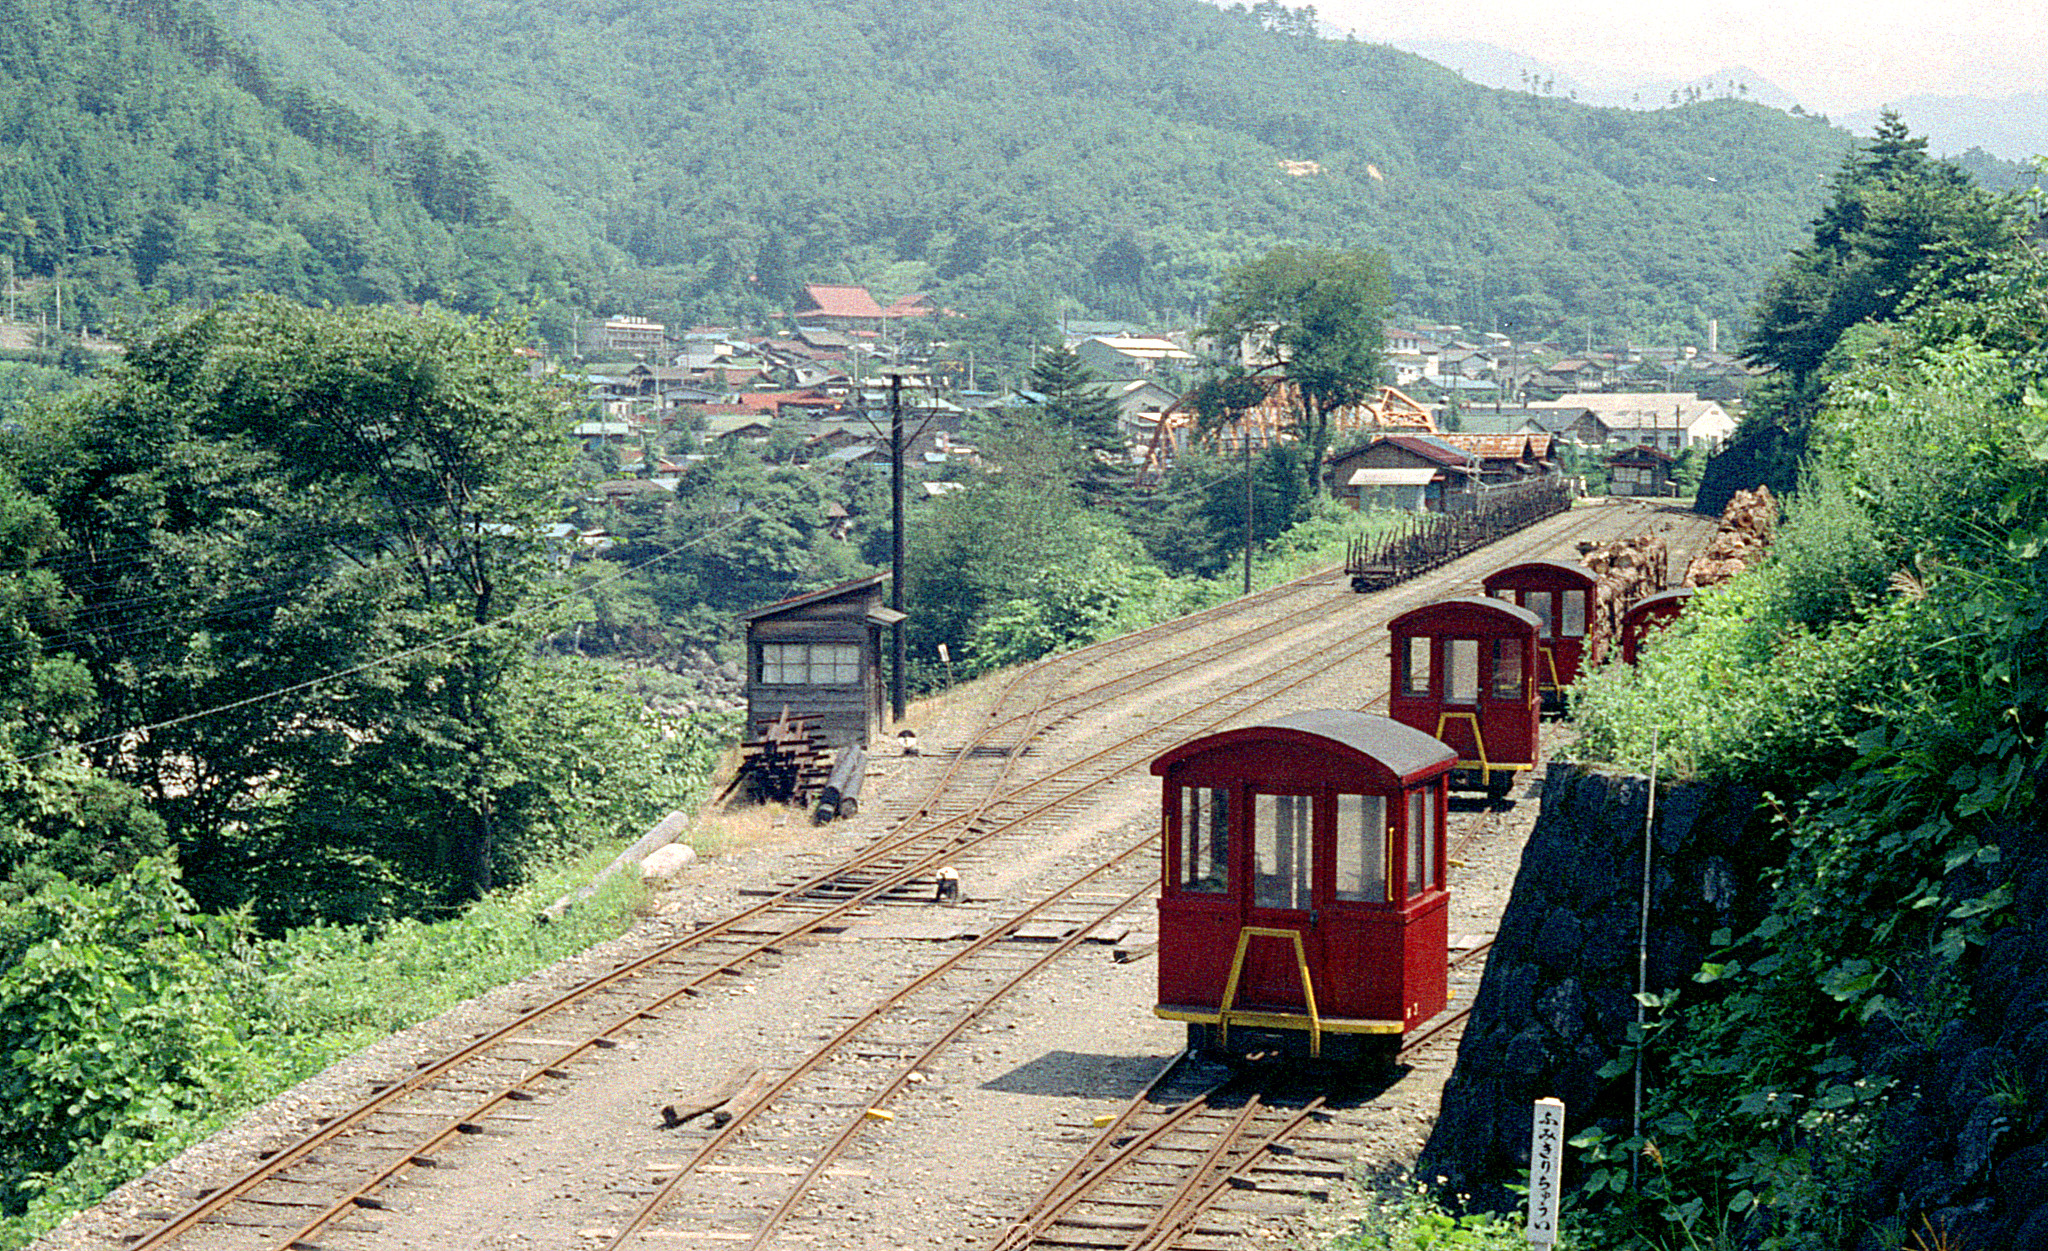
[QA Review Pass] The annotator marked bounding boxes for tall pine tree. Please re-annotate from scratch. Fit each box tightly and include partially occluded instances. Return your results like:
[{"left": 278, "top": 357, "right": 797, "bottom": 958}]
[
  {"left": 1026, "top": 346, "right": 1130, "bottom": 503},
  {"left": 1702, "top": 111, "right": 2019, "bottom": 511}
]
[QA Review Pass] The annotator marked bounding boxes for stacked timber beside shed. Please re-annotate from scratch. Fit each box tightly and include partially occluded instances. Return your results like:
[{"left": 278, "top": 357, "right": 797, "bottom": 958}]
[{"left": 738, "top": 573, "right": 903, "bottom": 751}]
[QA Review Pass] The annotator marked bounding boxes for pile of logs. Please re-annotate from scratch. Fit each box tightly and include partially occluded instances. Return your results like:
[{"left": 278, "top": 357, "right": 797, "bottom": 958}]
[
  {"left": 1684, "top": 486, "right": 1778, "bottom": 588},
  {"left": 724, "top": 708, "right": 833, "bottom": 807},
  {"left": 1577, "top": 530, "right": 1669, "bottom": 666}
]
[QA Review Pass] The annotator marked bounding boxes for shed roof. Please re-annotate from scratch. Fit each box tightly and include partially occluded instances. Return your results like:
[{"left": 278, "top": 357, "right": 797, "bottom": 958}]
[
  {"left": 1373, "top": 435, "right": 1479, "bottom": 469},
  {"left": 738, "top": 572, "right": 895, "bottom": 624}
]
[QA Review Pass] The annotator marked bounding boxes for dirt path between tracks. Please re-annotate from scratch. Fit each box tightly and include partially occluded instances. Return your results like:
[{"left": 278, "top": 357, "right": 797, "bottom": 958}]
[{"left": 38, "top": 506, "right": 1716, "bottom": 1251}]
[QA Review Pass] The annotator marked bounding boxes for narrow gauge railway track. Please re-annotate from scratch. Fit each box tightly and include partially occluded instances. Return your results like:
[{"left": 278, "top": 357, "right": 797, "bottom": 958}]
[
  {"left": 594, "top": 835, "right": 1163, "bottom": 1250},
  {"left": 777, "top": 501, "right": 1649, "bottom": 905},
  {"left": 990, "top": 942, "right": 1497, "bottom": 1251},
  {"left": 121, "top": 506, "right": 1631, "bottom": 1251}
]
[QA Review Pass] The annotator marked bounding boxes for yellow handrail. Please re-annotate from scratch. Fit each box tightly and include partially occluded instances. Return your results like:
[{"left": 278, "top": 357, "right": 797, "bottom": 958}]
[
  {"left": 1216, "top": 926, "right": 1323, "bottom": 1057},
  {"left": 1434, "top": 709, "right": 1492, "bottom": 784}
]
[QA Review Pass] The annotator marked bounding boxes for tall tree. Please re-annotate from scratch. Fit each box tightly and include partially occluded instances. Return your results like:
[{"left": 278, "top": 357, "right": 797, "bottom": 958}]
[
  {"left": 13, "top": 295, "right": 572, "bottom": 921},
  {"left": 1026, "top": 346, "right": 1129, "bottom": 502},
  {"left": 1703, "top": 111, "right": 2020, "bottom": 510},
  {"left": 1200, "top": 245, "right": 1391, "bottom": 499}
]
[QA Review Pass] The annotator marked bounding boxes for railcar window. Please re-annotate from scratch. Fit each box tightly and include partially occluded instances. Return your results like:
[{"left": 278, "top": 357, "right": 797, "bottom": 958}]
[
  {"left": 1409, "top": 787, "right": 1439, "bottom": 890},
  {"left": 1402, "top": 636, "right": 1432, "bottom": 697},
  {"left": 1522, "top": 590, "right": 1554, "bottom": 639},
  {"left": 1560, "top": 589, "right": 1587, "bottom": 638},
  {"left": 1177, "top": 787, "right": 1230, "bottom": 894},
  {"left": 1446, "top": 639, "right": 1480, "bottom": 703},
  {"left": 1334, "top": 794, "right": 1387, "bottom": 902},
  {"left": 1253, "top": 793, "right": 1312, "bottom": 911},
  {"left": 1491, "top": 638, "right": 1523, "bottom": 699}
]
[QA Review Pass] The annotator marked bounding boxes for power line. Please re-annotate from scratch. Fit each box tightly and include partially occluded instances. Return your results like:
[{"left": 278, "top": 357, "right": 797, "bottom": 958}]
[{"left": 1, "top": 515, "right": 748, "bottom": 770}]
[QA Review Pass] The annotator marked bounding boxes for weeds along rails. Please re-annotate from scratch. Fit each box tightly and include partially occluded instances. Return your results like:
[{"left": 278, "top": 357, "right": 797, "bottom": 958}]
[{"left": 117, "top": 506, "right": 1633, "bottom": 1251}]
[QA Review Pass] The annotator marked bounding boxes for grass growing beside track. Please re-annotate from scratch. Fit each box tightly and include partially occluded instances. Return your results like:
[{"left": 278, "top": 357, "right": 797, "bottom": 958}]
[{"left": 2, "top": 852, "right": 649, "bottom": 1251}]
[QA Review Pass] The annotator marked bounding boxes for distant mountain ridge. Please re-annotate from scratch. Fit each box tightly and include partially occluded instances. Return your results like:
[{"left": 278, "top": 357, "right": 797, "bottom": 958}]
[
  {"left": 1393, "top": 36, "right": 2048, "bottom": 163},
  {"left": 1392, "top": 40, "right": 1800, "bottom": 112},
  {"left": 196, "top": 0, "right": 1856, "bottom": 342}
]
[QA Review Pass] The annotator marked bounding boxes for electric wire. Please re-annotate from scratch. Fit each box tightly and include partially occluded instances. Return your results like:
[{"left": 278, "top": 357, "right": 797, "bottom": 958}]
[{"left": 0, "top": 513, "right": 749, "bottom": 770}]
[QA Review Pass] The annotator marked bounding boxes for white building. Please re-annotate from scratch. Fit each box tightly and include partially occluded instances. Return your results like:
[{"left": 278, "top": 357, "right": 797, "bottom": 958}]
[
  {"left": 1074, "top": 333, "right": 1197, "bottom": 380},
  {"left": 1531, "top": 392, "right": 1736, "bottom": 452}
]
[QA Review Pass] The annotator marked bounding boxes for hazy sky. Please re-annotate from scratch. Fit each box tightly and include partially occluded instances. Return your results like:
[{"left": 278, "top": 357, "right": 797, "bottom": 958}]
[{"left": 1318, "top": 0, "right": 2047, "bottom": 116}]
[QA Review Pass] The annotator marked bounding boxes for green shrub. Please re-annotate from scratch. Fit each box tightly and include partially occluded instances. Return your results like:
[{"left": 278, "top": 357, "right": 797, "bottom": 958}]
[
  {"left": 0, "top": 858, "right": 259, "bottom": 1221},
  {"left": 1334, "top": 1179, "right": 1565, "bottom": 1250}
]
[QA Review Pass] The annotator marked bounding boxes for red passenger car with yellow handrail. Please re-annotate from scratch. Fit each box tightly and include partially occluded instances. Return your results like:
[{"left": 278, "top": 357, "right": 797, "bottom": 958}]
[
  {"left": 1387, "top": 597, "right": 1542, "bottom": 798},
  {"left": 1151, "top": 710, "right": 1456, "bottom": 1060}
]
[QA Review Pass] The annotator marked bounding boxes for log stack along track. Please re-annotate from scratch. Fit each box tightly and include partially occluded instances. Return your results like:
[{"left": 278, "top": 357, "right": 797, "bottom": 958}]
[{"left": 102, "top": 500, "right": 1719, "bottom": 1251}]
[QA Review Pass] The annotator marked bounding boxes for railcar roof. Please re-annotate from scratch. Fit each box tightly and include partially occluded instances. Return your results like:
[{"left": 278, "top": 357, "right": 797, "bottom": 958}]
[
  {"left": 1389, "top": 595, "right": 1544, "bottom": 632},
  {"left": 1483, "top": 558, "right": 1596, "bottom": 589},
  {"left": 1151, "top": 709, "right": 1455, "bottom": 782},
  {"left": 1630, "top": 587, "right": 1696, "bottom": 611}
]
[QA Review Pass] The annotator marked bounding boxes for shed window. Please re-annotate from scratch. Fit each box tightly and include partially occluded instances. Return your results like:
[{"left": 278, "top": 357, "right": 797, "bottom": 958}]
[
  {"left": 1252, "top": 793, "right": 1312, "bottom": 911},
  {"left": 1491, "top": 639, "right": 1524, "bottom": 699},
  {"left": 1177, "top": 787, "right": 1229, "bottom": 894},
  {"left": 1401, "top": 636, "right": 1432, "bottom": 697},
  {"left": 1446, "top": 639, "right": 1480, "bottom": 704},
  {"left": 1334, "top": 794, "right": 1387, "bottom": 902},
  {"left": 1560, "top": 589, "right": 1587, "bottom": 638},
  {"left": 756, "top": 642, "right": 861, "bottom": 685},
  {"left": 1521, "top": 590, "right": 1554, "bottom": 639}
]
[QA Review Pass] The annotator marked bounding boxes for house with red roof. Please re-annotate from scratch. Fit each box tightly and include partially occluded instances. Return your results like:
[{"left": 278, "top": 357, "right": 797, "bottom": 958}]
[{"left": 795, "top": 285, "right": 886, "bottom": 332}]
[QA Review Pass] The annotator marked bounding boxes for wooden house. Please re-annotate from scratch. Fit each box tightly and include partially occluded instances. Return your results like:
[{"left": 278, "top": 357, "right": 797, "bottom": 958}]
[
  {"left": 739, "top": 574, "right": 904, "bottom": 750},
  {"left": 1608, "top": 444, "right": 1677, "bottom": 497},
  {"left": 1327, "top": 436, "right": 1478, "bottom": 512}
]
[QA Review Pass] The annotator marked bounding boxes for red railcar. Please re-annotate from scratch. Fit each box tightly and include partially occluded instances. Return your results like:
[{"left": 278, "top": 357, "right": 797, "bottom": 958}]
[
  {"left": 1482, "top": 559, "right": 1597, "bottom": 707},
  {"left": 1388, "top": 596, "right": 1542, "bottom": 796},
  {"left": 1151, "top": 710, "right": 1456, "bottom": 1058},
  {"left": 1620, "top": 588, "right": 1695, "bottom": 665}
]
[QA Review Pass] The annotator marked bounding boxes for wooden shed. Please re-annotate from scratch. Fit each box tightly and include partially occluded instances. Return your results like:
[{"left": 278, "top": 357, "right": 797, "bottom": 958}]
[
  {"left": 1328, "top": 436, "right": 1478, "bottom": 512},
  {"left": 1608, "top": 444, "right": 1677, "bottom": 498},
  {"left": 739, "top": 574, "right": 904, "bottom": 750}
]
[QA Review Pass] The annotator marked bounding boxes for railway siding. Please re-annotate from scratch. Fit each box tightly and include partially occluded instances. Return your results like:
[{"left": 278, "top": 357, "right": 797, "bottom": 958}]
[{"left": 45, "top": 501, "right": 1721, "bottom": 1251}]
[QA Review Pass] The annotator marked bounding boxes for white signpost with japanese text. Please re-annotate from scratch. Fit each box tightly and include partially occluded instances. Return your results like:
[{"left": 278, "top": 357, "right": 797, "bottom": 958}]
[{"left": 1528, "top": 1097, "right": 1565, "bottom": 1246}]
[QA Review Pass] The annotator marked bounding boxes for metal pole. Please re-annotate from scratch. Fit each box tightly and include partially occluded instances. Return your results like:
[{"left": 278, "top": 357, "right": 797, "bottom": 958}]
[
  {"left": 890, "top": 373, "right": 907, "bottom": 724},
  {"left": 1242, "top": 419, "right": 1253, "bottom": 595},
  {"left": 1633, "top": 726, "right": 1660, "bottom": 1188}
]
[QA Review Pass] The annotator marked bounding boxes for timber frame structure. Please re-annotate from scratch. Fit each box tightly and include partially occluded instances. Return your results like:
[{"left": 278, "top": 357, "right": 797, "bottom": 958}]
[{"left": 1136, "top": 376, "right": 1438, "bottom": 487}]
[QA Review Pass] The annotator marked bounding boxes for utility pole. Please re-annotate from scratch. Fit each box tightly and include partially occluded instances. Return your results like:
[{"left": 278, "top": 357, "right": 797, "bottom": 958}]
[
  {"left": 1242, "top": 417, "right": 1253, "bottom": 595},
  {"left": 888, "top": 371, "right": 907, "bottom": 723}
]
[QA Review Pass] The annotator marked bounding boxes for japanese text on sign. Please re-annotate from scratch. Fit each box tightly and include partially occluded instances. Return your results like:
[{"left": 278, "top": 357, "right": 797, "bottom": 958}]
[{"left": 1527, "top": 1097, "right": 1564, "bottom": 1245}]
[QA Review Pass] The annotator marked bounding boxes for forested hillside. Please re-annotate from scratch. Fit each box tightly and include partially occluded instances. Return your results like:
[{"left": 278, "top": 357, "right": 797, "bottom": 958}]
[
  {"left": 0, "top": 0, "right": 581, "bottom": 329},
  {"left": 204, "top": 0, "right": 1850, "bottom": 341}
]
